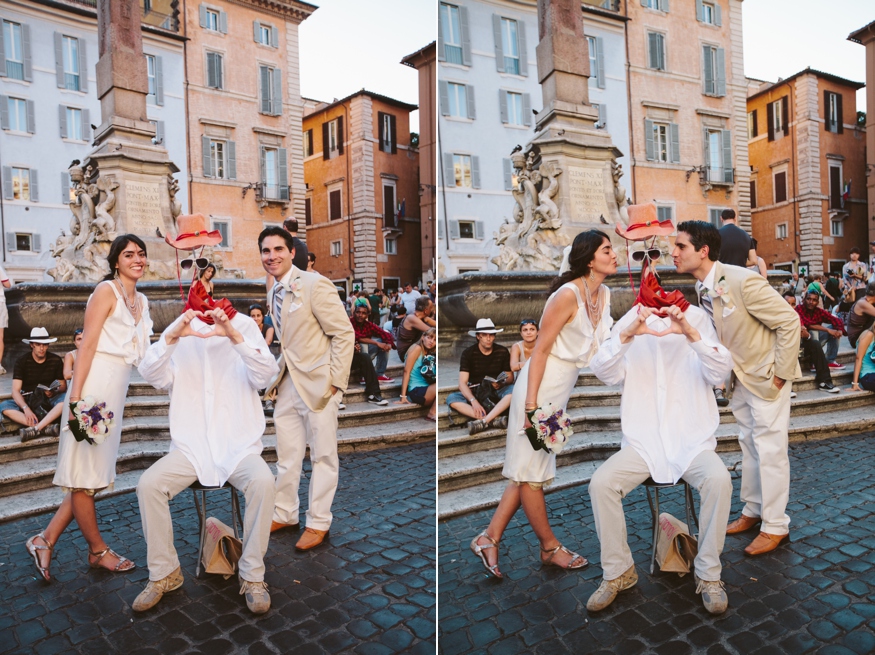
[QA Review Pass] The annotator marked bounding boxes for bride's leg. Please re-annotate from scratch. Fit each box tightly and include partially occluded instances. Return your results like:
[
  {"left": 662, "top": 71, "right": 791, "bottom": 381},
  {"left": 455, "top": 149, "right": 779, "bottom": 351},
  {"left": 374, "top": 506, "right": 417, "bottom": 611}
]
[
  {"left": 475, "top": 483, "right": 522, "bottom": 574},
  {"left": 520, "top": 484, "right": 582, "bottom": 568},
  {"left": 31, "top": 493, "right": 75, "bottom": 571},
  {"left": 71, "top": 491, "right": 130, "bottom": 570}
]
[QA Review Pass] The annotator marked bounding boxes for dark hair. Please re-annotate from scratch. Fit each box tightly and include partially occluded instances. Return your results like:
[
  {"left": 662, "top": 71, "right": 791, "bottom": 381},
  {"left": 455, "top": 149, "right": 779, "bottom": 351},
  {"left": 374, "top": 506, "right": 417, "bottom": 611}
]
[
  {"left": 199, "top": 263, "right": 217, "bottom": 279},
  {"left": 721, "top": 209, "right": 736, "bottom": 221},
  {"left": 782, "top": 292, "right": 796, "bottom": 300},
  {"left": 103, "top": 234, "right": 148, "bottom": 281},
  {"left": 395, "top": 304, "right": 408, "bottom": 315},
  {"left": 519, "top": 318, "right": 538, "bottom": 331},
  {"left": 850, "top": 247, "right": 861, "bottom": 256},
  {"left": 750, "top": 237, "right": 758, "bottom": 250},
  {"left": 805, "top": 290, "right": 820, "bottom": 299},
  {"left": 414, "top": 296, "right": 431, "bottom": 312},
  {"left": 866, "top": 281, "right": 875, "bottom": 297},
  {"left": 548, "top": 230, "right": 610, "bottom": 295},
  {"left": 677, "top": 221, "right": 721, "bottom": 262},
  {"left": 308, "top": 252, "right": 316, "bottom": 263},
  {"left": 249, "top": 304, "right": 264, "bottom": 314},
  {"left": 374, "top": 288, "right": 381, "bottom": 294},
  {"left": 283, "top": 218, "right": 299, "bottom": 233},
  {"left": 258, "top": 226, "right": 295, "bottom": 251}
]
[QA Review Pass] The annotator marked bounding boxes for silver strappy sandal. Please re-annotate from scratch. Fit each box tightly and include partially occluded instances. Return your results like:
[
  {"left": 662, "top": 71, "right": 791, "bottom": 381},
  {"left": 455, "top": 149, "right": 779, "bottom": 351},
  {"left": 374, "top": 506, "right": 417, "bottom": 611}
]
[
  {"left": 540, "top": 543, "right": 588, "bottom": 570},
  {"left": 25, "top": 532, "right": 54, "bottom": 582},
  {"left": 470, "top": 530, "right": 503, "bottom": 579}
]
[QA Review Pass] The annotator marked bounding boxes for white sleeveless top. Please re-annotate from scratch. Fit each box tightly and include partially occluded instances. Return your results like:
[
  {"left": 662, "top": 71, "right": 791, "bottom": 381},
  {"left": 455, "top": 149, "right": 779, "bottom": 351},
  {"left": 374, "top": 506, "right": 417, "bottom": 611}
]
[
  {"left": 548, "top": 282, "right": 612, "bottom": 368},
  {"left": 96, "top": 282, "right": 153, "bottom": 365}
]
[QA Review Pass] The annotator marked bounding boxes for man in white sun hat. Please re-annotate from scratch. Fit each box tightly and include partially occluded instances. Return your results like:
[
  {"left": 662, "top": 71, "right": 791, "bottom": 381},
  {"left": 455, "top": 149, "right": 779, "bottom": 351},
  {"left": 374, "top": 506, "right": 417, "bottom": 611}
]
[{"left": 447, "top": 318, "right": 515, "bottom": 435}]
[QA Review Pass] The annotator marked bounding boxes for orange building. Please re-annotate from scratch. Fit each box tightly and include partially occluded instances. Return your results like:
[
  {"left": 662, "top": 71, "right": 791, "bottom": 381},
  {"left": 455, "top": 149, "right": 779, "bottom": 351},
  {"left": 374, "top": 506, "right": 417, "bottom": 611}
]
[
  {"left": 302, "top": 90, "right": 421, "bottom": 296},
  {"left": 849, "top": 21, "right": 875, "bottom": 248},
  {"left": 183, "top": 0, "right": 315, "bottom": 277},
  {"left": 747, "top": 68, "right": 867, "bottom": 275}
]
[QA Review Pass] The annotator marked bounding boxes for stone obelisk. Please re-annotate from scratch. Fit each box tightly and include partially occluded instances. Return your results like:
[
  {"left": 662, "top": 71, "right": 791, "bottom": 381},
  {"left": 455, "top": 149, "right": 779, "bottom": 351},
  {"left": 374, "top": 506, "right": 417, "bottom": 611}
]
[{"left": 86, "top": 0, "right": 180, "bottom": 270}]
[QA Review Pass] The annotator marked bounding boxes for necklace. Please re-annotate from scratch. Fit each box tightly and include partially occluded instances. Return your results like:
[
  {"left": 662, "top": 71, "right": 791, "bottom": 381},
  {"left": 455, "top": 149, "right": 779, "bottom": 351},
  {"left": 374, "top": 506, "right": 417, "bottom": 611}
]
[
  {"left": 115, "top": 277, "right": 139, "bottom": 318},
  {"left": 581, "top": 278, "right": 603, "bottom": 324}
]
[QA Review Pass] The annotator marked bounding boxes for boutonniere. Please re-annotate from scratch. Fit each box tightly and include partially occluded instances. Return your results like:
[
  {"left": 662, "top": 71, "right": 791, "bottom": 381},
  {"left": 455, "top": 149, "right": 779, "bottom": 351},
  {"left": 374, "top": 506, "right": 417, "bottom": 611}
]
[
  {"left": 289, "top": 277, "right": 303, "bottom": 300},
  {"left": 708, "top": 276, "right": 731, "bottom": 303}
]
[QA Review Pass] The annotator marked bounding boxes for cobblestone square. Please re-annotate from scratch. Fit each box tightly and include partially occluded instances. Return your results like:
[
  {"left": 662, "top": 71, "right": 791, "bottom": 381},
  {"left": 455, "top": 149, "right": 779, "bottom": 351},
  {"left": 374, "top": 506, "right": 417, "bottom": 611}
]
[{"left": 439, "top": 434, "right": 875, "bottom": 654}]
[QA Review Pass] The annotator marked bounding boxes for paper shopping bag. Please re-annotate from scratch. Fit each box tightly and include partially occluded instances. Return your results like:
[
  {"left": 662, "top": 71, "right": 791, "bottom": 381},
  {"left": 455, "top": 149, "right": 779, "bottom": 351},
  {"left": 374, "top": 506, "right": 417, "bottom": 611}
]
[
  {"left": 202, "top": 517, "right": 243, "bottom": 579},
  {"left": 655, "top": 512, "right": 698, "bottom": 577}
]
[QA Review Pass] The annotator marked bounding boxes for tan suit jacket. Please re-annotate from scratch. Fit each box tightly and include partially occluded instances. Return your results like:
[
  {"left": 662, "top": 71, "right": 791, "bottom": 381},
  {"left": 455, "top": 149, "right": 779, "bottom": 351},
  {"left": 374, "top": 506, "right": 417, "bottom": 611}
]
[
  {"left": 708, "top": 261, "right": 801, "bottom": 401},
  {"left": 265, "top": 266, "right": 354, "bottom": 412}
]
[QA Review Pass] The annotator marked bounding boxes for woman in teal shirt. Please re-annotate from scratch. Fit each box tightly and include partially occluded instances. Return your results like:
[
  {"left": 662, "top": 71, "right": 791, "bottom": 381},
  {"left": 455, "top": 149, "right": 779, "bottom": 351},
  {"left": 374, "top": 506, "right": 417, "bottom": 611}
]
[
  {"left": 851, "top": 325, "right": 875, "bottom": 392},
  {"left": 396, "top": 328, "right": 436, "bottom": 421}
]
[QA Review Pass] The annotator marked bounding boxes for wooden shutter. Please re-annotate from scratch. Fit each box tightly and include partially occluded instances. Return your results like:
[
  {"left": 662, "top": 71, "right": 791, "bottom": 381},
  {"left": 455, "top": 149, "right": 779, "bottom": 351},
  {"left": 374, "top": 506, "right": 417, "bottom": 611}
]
[
  {"left": 782, "top": 96, "right": 789, "bottom": 136},
  {"left": 702, "top": 128, "right": 710, "bottom": 170},
  {"left": 390, "top": 114, "right": 397, "bottom": 154},
  {"left": 439, "top": 81, "right": 449, "bottom": 116},
  {"left": 644, "top": 119, "right": 655, "bottom": 160},
  {"left": 775, "top": 171, "right": 787, "bottom": 203},
  {"left": 30, "top": 169, "right": 38, "bottom": 202},
  {"left": 437, "top": 220, "right": 443, "bottom": 239},
  {"left": 61, "top": 171, "right": 70, "bottom": 204},
  {"left": 767, "top": 101, "right": 775, "bottom": 141},
  {"left": 383, "top": 184, "right": 394, "bottom": 224},
  {"left": 271, "top": 68, "right": 282, "bottom": 115},
  {"left": 696, "top": 0, "right": 703, "bottom": 21},
  {"left": 751, "top": 109, "right": 758, "bottom": 137},
  {"left": 33, "top": 234, "right": 41, "bottom": 251},
  {"left": 670, "top": 123, "right": 680, "bottom": 163},
  {"left": 449, "top": 220, "right": 460, "bottom": 239},
  {"left": 271, "top": 26, "right": 278, "bottom": 47},
  {"left": 517, "top": 20, "right": 528, "bottom": 77},
  {"left": 54, "top": 32, "right": 64, "bottom": 87},
  {"left": 837, "top": 93, "right": 844, "bottom": 134},
  {"left": 304, "top": 197, "right": 311, "bottom": 225},
  {"left": 443, "top": 153, "right": 455, "bottom": 186},
  {"left": 824, "top": 90, "right": 831, "bottom": 131},
  {"left": 259, "top": 145, "right": 266, "bottom": 183},
  {"left": 658, "top": 34, "right": 665, "bottom": 70},
  {"left": 661, "top": 0, "right": 669, "bottom": 11},
  {"left": 337, "top": 116, "right": 344, "bottom": 154},
  {"left": 437, "top": 5, "right": 445, "bottom": 62},
  {"left": 702, "top": 46, "right": 713, "bottom": 95},
  {"left": 492, "top": 15, "right": 504, "bottom": 73},
  {"left": 253, "top": 20, "right": 261, "bottom": 42},
  {"left": 307, "top": 130, "right": 314, "bottom": 156},
  {"left": 199, "top": 4, "right": 207, "bottom": 28},
  {"left": 522, "top": 94, "right": 531, "bottom": 126},
  {"left": 58, "top": 105, "right": 67, "bottom": 138},
  {"left": 22, "top": 24, "right": 32, "bottom": 81},
  {"left": 466, "top": 85, "right": 476, "bottom": 120},
  {"left": 330, "top": 189, "right": 341, "bottom": 219},
  {"left": 715, "top": 3, "right": 722, "bottom": 26},
  {"left": 378, "top": 111, "right": 385, "bottom": 151},
  {"left": 202, "top": 135, "right": 212, "bottom": 177},
  {"left": 471, "top": 156, "right": 481, "bottom": 189},
  {"left": 499, "top": 90, "right": 508, "bottom": 123},
  {"left": 459, "top": 6, "right": 472, "bottom": 66},
  {"left": 596, "top": 37, "right": 605, "bottom": 89},
  {"left": 4, "top": 233, "right": 13, "bottom": 250},
  {"left": 475, "top": 221, "right": 485, "bottom": 239},
  {"left": 219, "top": 10, "right": 228, "bottom": 34},
  {"left": 750, "top": 180, "right": 756, "bottom": 209},
  {"left": 648, "top": 32, "right": 658, "bottom": 69},
  {"left": 715, "top": 48, "right": 726, "bottom": 97},
  {"left": 0, "top": 21, "right": 5, "bottom": 76},
  {"left": 278, "top": 148, "right": 288, "bottom": 199},
  {"left": 0, "top": 96, "right": 7, "bottom": 130},
  {"left": 207, "top": 53, "right": 216, "bottom": 88},
  {"left": 503, "top": 158, "right": 513, "bottom": 190},
  {"left": 227, "top": 140, "right": 236, "bottom": 179},
  {"left": 2, "top": 168, "right": 11, "bottom": 199},
  {"left": 155, "top": 56, "right": 164, "bottom": 106},
  {"left": 77, "top": 38, "right": 87, "bottom": 91},
  {"left": 830, "top": 166, "right": 841, "bottom": 209},
  {"left": 83, "top": 108, "right": 90, "bottom": 140},
  {"left": 322, "top": 121, "right": 330, "bottom": 160},
  {"left": 25, "top": 99, "right": 34, "bottom": 134},
  {"left": 722, "top": 130, "right": 733, "bottom": 183}
]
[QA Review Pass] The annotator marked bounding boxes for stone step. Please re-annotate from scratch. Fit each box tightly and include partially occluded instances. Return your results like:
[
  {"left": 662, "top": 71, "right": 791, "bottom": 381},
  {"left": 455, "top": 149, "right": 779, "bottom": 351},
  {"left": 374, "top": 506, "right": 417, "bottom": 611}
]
[
  {"left": 438, "top": 451, "right": 745, "bottom": 521},
  {"left": 437, "top": 393, "right": 875, "bottom": 495},
  {"left": 0, "top": 413, "right": 435, "bottom": 506}
]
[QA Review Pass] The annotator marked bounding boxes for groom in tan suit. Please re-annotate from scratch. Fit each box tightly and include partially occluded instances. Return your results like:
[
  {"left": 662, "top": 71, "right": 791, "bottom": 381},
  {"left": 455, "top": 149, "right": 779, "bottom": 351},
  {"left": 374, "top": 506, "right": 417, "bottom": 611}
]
[
  {"left": 673, "top": 221, "right": 800, "bottom": 556},
  {"left": 259, "top": 227, "right": 354, "bottom": 550}
]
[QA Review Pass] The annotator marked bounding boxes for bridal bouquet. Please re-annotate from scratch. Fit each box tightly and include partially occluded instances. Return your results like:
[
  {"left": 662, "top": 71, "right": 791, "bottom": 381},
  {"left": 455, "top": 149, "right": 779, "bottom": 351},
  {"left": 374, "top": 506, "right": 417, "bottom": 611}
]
[
  {"left": 525, "top": 404, "right": 573, "bottom": 454},
  {"left": 67, "top": 397, "right": 115, "bottom": 446}
]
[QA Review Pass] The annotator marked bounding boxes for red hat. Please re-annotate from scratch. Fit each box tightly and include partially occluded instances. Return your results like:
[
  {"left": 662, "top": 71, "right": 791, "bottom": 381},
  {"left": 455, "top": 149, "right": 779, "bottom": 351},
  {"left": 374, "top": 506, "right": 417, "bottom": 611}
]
[
  {"left": 615, "top": 203, "right": 675, "bottom": 241},
  {"left": 166, "top": 213, "right": 223, "bottom": 250}
]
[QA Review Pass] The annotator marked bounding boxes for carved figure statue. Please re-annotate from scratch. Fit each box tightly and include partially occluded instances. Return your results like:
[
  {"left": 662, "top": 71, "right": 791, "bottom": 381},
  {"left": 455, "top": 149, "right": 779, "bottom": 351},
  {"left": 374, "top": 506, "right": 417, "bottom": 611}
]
[
  {"left": 93, "top": 177, "right": 119, "bottom": 239},
  {"left": 168, "top": 174, "right": 182, "bottom": 219}
]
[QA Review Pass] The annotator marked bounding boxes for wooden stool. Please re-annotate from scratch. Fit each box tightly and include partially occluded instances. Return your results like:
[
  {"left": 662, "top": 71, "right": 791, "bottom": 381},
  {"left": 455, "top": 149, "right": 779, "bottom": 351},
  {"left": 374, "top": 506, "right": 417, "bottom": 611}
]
[
  {"left": 643, "top": 477, "right": 699, "bottom": 575},
  {"left": 190, "top": 480, "right": 243, "bottom": 577}
]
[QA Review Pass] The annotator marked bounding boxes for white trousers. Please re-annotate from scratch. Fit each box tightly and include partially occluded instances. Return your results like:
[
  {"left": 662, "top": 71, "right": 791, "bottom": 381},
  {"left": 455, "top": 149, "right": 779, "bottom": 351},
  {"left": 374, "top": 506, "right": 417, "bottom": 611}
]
[
  {"left": 589, "top": 447, "right": 732, "bottom": 582},
  {"left": 136, "top": 449, "right": 275, "bottom": 582},
  {"left": 273, "top": 373, "right": 340, "bottom": 531},
  {"left": 729, "top": 380, "right": 792, "bottom": 535}
]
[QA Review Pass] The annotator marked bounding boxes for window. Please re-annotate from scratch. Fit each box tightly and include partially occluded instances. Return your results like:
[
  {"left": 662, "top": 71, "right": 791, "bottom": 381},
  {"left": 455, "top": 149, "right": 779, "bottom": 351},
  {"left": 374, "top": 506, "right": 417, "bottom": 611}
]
[
  {"left": 15, "top": 233, "right": 32, "bottom": 251},
  {"left": 825, "top": 91, "right": 843, "bottom": 134},
  {"left": 652, "top": 122, "right": 668, "bottom": 162},
  {"left": 645, "top": 120, "right": 680, "bottom": 163},
  {"left": 776, "top": 223, "right": 788, "bottom": 240},
  {"left": 454, "top": 154, "right": 472, "bottom": 187},
  {"left": 702, "top": 45, "right": 725, "bottom": 97},
  {"left": 304, "top": 197, "right": 312, "bottom": 225},
  {"left": 774, "top": 170, "right": 787, "bottom": 204},
  {"left": 210, "top": 139, "right": 226, "bottom": 178},
  {"left": 500, "top": 90, "right": 530, "bottom": 127},
  {"left": 750, "top": 179, "right": 757, "bottom": 209},
  {"left": 259, "top": 65, "right": 281, "bottom": 115},
  {"left": 254, "top": 22, "right": 277, "bottom": 47},
  {"left": 201, "top": 136, "right": 235, "bottom": 178},
  {"left": 329, "top": 188, "right": 342, "bottom": 220},
  {"left": 829, "top": 164, "right": 843, "bottom": 210},
  {"left": 506, "top": 92, "right": 523, "bottom": 125},
  {"left": 643, "top": 0, "right": 668, "bottom": 9},
  {"left": 378, "top": 112, "right": 396, "bottom": 153},
  {"left": 6, "top": 97, "right": 28, "bottom": 132},
  {"left": 443, "top": 154, "right": 480, "bottom": 188},
  {"left": 199, "top": 5, "right": 227, "bottom": 33},
  {"left": 206, "top": 51, "right": 223, "bottom": 89},
  {"left": 698, "top": 1, "right": 721, "bottom": 25},
  {"left": 768, "top": 97, "right": 788, "bottom": 141},
  {"left": 384, "top": 236, "right": 397, "bottom": 255},
  {"left": 3, "top": 21, "right": 25, "bottom": 80},
  {"left": 212, "top": 219, "right": 230, "bottom": 247},
  {"left": 500, "top": 18, "right": 520, "bottom": 75},
  {"left": 656, "top": 206, "right": 673, "bottom": 222},
  {"left": 587, "top": 36, "right": 605, "bottom": 89},
  {"left": 831, "top": 218, "right": 843, "bottom": 238},
  {"left": 205, "top": 8, "right": 219, "bottom": 31},
  {"left": 303, "top": 129, "right": 313, "bottom": 158},
  {"left": 647, "top": 32, "right": 665, "bottom": 71},
  {"left": 708, "top": 208, "right": 723, "bottom": 227},
  {"left": 12, "top": 167, "right": 30, "bottom": 200},
  {"left": 458, "top": 220, "right": 475, "bottom": 239},
  {"left": 330, "top": 239, "right": 342, "bottom": 257},
  {"left": 748, "top": 110, "right": 758, "bottom": 139},
  {"left": 440, "top": 3, "right": 463, "bottom": 65},
  {"left": 260, "top": 146, "right": 288, "bottom": 200},
  {"left": 66, "top": 107, "right": 83, "bottom": 140},
  {"left": 706, "top": 130, "right": 722, "bottom": 182},
  {"left": 772, "top": 100, "right": 783, "bottom": 133},
  {"left": 323, "top": 118, "right": 343, "bottom": 158},
  {"left": 447, "top": 82, "right": 469, "bottom": 118},
  {"left": 61, "top": 36, "right": 80, "bottom": 91},
  {"left": 383, "top": 183, "right": 397, "bottom": 228}
]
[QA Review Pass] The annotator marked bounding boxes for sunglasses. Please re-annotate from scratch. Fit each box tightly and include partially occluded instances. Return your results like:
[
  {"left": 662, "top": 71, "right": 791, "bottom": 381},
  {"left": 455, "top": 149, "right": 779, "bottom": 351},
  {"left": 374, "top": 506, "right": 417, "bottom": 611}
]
[
  {"left": 520, "top": 319, "right": 537, "bottom": 327},
  {"left": 630, "top": 248, "right": 662, "bottom": 263},
  {"left": 180, "top": 258, "right": 210, "bottom": 271}
]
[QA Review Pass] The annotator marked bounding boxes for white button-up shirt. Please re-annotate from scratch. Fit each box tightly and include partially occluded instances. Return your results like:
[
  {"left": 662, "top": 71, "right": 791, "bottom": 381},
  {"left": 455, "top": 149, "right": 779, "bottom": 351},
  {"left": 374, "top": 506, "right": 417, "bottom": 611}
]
[
  {"left": 138, "top": 314, "right": 280, "bottom": 486},
  {"left": 590, "top": 305, "right": 734, "bottom": 483}
]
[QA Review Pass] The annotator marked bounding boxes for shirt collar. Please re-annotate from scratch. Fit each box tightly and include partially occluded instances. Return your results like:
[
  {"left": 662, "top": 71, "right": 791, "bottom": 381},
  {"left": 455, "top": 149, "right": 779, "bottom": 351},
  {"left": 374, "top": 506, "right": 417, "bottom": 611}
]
[
  {"left": 700, "top": 264, "right": 717, "bottom": 292},
  {"left": 276, "top": 266, "right": 296, "bottom": 289}
]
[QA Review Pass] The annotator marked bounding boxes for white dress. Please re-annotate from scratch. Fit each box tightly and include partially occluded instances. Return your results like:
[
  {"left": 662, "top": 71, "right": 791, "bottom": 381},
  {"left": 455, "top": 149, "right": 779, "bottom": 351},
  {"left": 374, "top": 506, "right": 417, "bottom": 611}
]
[
  {"left": 53, "top": 283, "right": 153, "bottom": 493},
  {"left": 502, "top": 282, "right": 612, "bottom": 485}
]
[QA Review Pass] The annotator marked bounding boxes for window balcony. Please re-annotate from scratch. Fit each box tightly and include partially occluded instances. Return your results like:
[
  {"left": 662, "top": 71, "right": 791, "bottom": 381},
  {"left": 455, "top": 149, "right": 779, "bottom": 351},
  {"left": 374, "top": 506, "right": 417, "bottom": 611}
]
[
  {"left": 256, "top": 183, "right": 289, "bottom": 203},
  {"left": 702, "top": 165, "right": 734, "bottom": 186},
  {"left": 5, "top": 61, "right": 24, "bottom": 80}
]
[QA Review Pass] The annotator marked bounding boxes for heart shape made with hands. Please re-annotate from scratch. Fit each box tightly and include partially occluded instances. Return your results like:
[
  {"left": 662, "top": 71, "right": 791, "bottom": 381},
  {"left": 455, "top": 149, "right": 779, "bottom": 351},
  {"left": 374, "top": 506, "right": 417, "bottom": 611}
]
[
  {"left": 172, "top": 309, "right": 236, "bottom": 340},
  {"left": 627, "top": 305, "right": 688, "bottom": 338}
]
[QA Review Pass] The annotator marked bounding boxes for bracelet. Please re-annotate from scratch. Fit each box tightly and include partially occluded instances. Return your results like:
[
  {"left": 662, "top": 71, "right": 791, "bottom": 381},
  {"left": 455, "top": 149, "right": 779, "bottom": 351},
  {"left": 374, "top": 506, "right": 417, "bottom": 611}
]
[{"left": 400, "top": 395, "right": 407, "bottom": 399}]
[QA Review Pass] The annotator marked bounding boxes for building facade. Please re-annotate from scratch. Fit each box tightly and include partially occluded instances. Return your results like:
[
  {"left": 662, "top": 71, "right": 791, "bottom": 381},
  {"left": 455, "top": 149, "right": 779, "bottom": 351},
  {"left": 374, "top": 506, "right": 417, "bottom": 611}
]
[
  {"left": 402, "top": 41, "right": 437, "bottom": 282},
  {"left": 183, "top": 0, "right": 314, "bottom": 278},
  {"left": 849, "top": 21, "right": 875, "bottom": 253},
  {"left": 625, "top": 0, "right": 749, "bottom": 233},
  {"left": 0, "top": 0, "right": 187, "bottom": 281},
  {"left": 437, "top": 0, "right": 630, "bottom": 277},
  {"left": 302, "top": 91, "right": 421, "bottom": 296},
  {"left": 747, "top": 69, "right": 867, "bottom": 275}
]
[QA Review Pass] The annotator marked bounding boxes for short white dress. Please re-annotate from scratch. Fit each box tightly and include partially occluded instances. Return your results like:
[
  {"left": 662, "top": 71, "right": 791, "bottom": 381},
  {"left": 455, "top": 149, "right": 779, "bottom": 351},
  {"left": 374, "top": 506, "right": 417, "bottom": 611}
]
[
  {"left": 502, "top": 282, "right": 612, "bottom": 486},
  {"left": 53, "top": 283, "right": 153, "bottom": 493}
]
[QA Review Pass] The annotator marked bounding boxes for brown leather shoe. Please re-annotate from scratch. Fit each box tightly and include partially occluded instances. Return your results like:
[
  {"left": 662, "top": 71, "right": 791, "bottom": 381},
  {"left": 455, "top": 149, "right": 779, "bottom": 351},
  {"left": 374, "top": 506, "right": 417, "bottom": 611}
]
[
  {"left": 726, "top": 514, "right": 761, "bottom": 535},
  {"left": 744, "top": 531, "right": 789, "bottom": 556},
  {"left": 295, "top": 527, "right": 328, "bottom": 551},
  {"left": 270, "top": 521, "right": 300, "bottom": 533}
]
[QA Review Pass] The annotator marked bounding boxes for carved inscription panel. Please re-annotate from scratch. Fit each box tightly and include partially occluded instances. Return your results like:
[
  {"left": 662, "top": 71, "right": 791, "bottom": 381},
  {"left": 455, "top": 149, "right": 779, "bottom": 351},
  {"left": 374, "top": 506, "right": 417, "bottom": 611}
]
[
  {"left": 125, "top": 181, "right": 164, "bottom": 232},
  {"left": 566, "top": 166, "right": 609, "bottom": 223}
]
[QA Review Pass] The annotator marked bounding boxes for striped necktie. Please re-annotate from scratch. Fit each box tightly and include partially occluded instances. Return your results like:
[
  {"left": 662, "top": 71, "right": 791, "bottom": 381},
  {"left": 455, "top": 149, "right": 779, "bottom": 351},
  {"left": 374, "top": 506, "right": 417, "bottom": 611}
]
[
  {"left": 272, "top": 281, "right": 285, "bottom": 338},
  {"left": 697, "top": 283, "right": 714, "bottom": 322}
]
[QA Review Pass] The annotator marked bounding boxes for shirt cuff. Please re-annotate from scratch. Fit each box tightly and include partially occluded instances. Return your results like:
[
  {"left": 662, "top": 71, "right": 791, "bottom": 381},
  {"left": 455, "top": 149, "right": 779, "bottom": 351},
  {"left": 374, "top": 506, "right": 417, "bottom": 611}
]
[{"left": 689, "top": 339, "right": 713, "bottom": 356}]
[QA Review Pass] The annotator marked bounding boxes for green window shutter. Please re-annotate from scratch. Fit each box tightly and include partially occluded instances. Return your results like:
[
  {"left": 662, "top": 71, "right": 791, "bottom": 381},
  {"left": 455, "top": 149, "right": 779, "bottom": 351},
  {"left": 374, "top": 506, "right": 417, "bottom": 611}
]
[
  {"left": 278, "top": 148, "right": 288, "bottom": 199},
  {"left": 648, "top": 33, "right": 658, "bottom": 69},
  {"left": 702, "top": 46, "right": 713, "bottom": 95},
  {"left": 696, "top": 0, "right": 703, "bottom": 21},
  {"left": 228, "top": 140, "right": 236, "bottom": 179},
  {"left": 30, "top": 169, "right": 38, "bottom": 202},
  {"left": 492, "top": 15, "right": 504, "bottom": 73},
  {"left": 25, "top": 99, "right": 34, "bottom": 134},
  {"left": 443, "top": 154, "right": 455, "bottom": 186},
  {"left": 644, "top": 119, "right": 655, "bottom": 160},
  {"left": 253, "top": 20, "right": 261, "bottom": 42},
  {"left": 202, "top": 135, "right": 212, "bottom": 177},
  {"left": 596, "top": 37, "right": 605, "bottom": 89},
  {"left": 271, "top": 68, "right": 282, "bottom": 115},
  {"left": 459, "top": 6, "right": 472, "bottom": 66},
  {"left": 517, "top": 20, "right": 528, "bottom": 77},
  {"left": 597, "top": 103, "right": 606, "bottom": 129},
  {"left": 155, "top": 56, "right": 164, "bottom": 106},
  {"left": 61, "top": 171, "right": 70, "bottom": 204},
  {"left": 78, "top": 38, "right": 87, "bottom": 91},
  {"left": 669, "top": 123, "right": 680, "bottom": 163},
  {"left": 722, "top": 130, "right": 733, "bottom": 183},
  {"left": 22, "top": 24, "right": 32, "bottom": 81},
  {"left": 715, "top": 48, "right": 726, "bottom": 97},
  {"left": 499, "top": 89, "right": 508, "bottom": 123},
  {"left": 522, "top": 93, "right": 531, "bottom": 126},
  {"left": 58, "top": 104, "right": 67, "bottom": 138},
  {"left": 471, "top": 156, "right": 481, "bottom": 189},
  {"left": 658, "top": 34, "right": 665, "bottom": 70},
  {"left": 259, "top": 67, "right": 270, "bottom": 113},
  {"left": 33, "top": 234, "right": 41, "bottom": 251},
  {"left": 466, "top": 84, "right": 476, "bottom": 120},
  {"left": 54, "top": 32, "right": 64, "bottom": 87},
  {"left": 0, "top": 96, "right": 8, "bottom": 130},
  {"left": 439, "top": 81, "right": 449, "bottom": 115},
  {"left": 437, "top": 4, "right": 445, "bottom": 62},
  {"left": 503, "top": 158, "right": 513, "bottom": 190}
]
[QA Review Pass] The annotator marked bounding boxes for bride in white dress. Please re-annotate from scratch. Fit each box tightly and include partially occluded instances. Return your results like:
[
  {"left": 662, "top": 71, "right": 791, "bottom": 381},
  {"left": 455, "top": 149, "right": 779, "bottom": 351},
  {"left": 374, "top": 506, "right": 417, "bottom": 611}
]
[
  {"left": 470, "top": 230, "right": 617, "bottom": 578},
  {"left": 25, "top": 235, "right": 153, "bottom": 581}
]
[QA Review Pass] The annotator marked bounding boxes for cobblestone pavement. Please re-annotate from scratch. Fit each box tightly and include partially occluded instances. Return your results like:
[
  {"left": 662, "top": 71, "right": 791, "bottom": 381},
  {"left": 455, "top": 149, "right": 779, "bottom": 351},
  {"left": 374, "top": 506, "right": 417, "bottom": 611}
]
[
  {"left": 0, "top": 443, "right": 436, "bottom": 655},
  {"left": 439, "top": 434, "right": 875, "bottom": 654}
]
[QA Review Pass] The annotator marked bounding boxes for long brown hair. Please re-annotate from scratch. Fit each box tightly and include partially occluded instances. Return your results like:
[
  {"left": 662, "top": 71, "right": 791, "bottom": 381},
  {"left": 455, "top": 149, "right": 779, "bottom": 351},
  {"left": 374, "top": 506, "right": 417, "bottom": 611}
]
[{"left": 548, "top": 230, "right": 610, "bottom": 296}]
